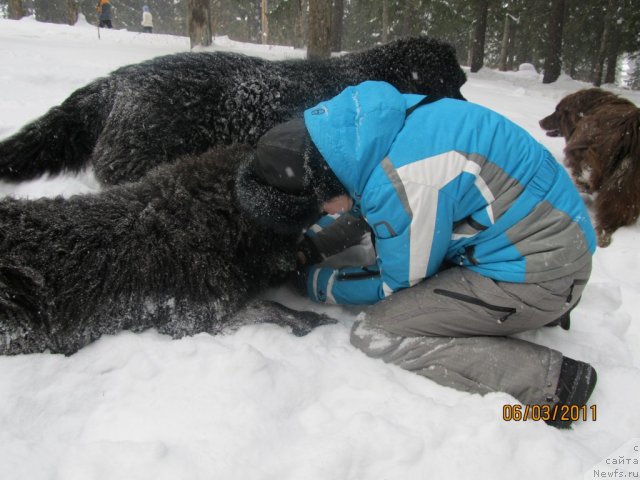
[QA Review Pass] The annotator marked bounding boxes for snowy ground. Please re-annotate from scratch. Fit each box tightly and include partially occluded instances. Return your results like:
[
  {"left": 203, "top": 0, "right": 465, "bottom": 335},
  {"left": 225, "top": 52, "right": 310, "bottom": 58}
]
[{"left": 0, "top": 15, "right": 639, "bottom": 480}]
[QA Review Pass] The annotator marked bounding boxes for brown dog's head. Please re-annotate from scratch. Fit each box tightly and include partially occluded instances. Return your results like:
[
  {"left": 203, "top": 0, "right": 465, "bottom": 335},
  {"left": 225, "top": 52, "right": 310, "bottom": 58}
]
[{"left": 539, "top": 88, "right": 623, "bottom": 139}]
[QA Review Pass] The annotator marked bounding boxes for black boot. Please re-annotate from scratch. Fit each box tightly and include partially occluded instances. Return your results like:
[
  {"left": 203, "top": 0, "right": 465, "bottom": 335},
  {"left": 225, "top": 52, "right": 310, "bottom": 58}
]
[
  {"left": 545, "top": 311, "right": 571, "bottom": 330},
  {"left": 546, "top": 357, "right": 597, "bottom": 429},
  {"left": 545, "top": 296, "right": 583, "bottom": 330}
]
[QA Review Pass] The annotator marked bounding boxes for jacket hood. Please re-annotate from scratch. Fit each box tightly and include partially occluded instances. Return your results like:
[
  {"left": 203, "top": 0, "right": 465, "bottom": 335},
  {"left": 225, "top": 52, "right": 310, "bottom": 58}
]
[{"left": 303, "top": 81, "right": 407, "bottom": 200}]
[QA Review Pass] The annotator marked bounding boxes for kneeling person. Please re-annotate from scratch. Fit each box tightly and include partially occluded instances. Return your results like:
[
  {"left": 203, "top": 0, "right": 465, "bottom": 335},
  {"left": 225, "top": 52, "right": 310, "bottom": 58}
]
[{"left": 251, "top": 81, "right": 598, "bottom": 429}]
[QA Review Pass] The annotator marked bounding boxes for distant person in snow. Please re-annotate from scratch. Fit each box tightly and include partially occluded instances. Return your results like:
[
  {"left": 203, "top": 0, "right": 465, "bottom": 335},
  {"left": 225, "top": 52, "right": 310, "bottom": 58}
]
[
  {"left": 242, "top": 80, "right": 598, "bottom": 429},
  {"left": 141, "top": 5, "right": 153, "bottom": 33},
  {"left": 96, "top": 0, "right": 112, "bottom": 29}
]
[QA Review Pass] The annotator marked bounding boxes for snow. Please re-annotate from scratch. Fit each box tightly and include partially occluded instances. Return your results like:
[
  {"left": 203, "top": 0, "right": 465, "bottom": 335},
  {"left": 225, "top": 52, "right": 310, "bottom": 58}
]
[{"left": 1, "top": 16, "right": 640, "bottom": 480}]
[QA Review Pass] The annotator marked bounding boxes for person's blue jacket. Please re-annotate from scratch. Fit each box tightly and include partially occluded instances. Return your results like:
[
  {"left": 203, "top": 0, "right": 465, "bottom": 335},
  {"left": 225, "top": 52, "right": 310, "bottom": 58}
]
[
  {"left": 99, "top": 2, "right": 112, "bottom": 21},
  {"left": 302, "top": 81, "right": 596, "bottom": 305}
]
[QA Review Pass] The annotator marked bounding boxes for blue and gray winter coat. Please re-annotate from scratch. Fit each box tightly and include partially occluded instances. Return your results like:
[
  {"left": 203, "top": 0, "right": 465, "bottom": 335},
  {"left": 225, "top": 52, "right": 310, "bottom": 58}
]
[{"left": 302, "top": 81, "right": 596, "bottom": 305}]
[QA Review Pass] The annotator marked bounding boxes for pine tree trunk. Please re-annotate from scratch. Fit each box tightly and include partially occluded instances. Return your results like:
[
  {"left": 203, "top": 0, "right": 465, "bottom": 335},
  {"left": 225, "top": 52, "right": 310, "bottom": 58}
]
[
  {"left": 291, "top": 0, "right": 305, "bottom": 48},
  {"left": 307, "top": 0, "right": 331, "bottom": 60},
  {"left": 594, "top": 0, "right": 620, "bottom": 86},
  {"left": 399, "top": 0, "right": 415, "bottom": 38},
  {"left": 382, "top": 0, "right": 389, "bottom": 44},
  {"left": 603, "top": 54, "right": 617, "bottom": 85},
  {"left": 188, "top": 0, "right": 212, "bottom": 48},
  {"left": 35, "top": 0, "right": 66, "bottom": 24},
  {"left": 330, "top": 0, "right": 343, "bottom": 52},
  {"left": 515, "top": 17, "right": 532, "bottom": 66},
  {"left": 542, "top": 0, "right": 565, "bottom": 84},
  {"left": 8, "top": 0, "right": 24, "bottom": 19},
  {"left": 593, "top": 1, "right": 613, "bottom": 86},
  {"left": 210, "top": 0, "right": 218, "bottom": 37},
  {"left": 469, "top": 0, "right": 489, "bottom": 72},
  {"left": 604, "top": 10, "right": 620, "bottom": 86},
  {"left": 66, "top": 0, "right": 78, "bottom": 25},
  {"left": 499, "top": 14, "right": 517, "bottom": 71},
  {"left": 631, "top": 57, "right": 640, "bottom": 90},
  {"left": 261, "top": 0, "right": 269, "bottom": 45},
  {"left": 507, "top": 25, "right": 517, "bottom": 70}
]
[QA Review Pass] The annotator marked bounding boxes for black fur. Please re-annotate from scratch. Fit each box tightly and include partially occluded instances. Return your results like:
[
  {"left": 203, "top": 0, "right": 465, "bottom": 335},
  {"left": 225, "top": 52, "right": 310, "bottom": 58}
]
[
  {"left": 0, "top": 37, "right": 466, "bottom": 186},
  {"left": 0, "top": 145, "right": 334, "bottom": 355}
]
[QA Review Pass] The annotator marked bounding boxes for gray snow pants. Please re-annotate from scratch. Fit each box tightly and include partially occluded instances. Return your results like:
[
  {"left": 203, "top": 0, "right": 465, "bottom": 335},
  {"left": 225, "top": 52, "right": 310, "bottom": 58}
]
[{"left": 350, "top": 261, "right": 591, "bottom": 406}]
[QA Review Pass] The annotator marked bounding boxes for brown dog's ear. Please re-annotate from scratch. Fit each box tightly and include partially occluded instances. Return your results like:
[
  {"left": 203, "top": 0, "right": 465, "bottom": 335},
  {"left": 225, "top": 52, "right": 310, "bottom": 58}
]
[
  {"left": 556, "top": 93, "right": 583, "bottom": 139},
  {"left": 559, "top": 106, "right": 578, "bottom": 139}
]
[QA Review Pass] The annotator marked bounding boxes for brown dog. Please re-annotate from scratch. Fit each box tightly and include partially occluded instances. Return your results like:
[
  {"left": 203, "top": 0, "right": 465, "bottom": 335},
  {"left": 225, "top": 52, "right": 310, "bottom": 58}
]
[{"left": 540, "top": 88, "right": 640, "bottom": 247}]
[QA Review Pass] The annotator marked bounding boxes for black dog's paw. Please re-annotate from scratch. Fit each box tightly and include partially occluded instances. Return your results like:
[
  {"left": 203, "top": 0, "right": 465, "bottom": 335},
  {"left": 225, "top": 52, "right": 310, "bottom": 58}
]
[
  {"left": 283, "top": 309, "right": 337, "bottom": 337},
  {"left": 228, "top": 299, "right": 337, "bottom": 336}
]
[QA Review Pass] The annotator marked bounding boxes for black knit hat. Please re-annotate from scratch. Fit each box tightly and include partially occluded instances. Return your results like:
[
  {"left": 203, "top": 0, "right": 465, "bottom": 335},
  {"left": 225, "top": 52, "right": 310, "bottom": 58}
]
[{"left": 253, "top": 118, "right": 346, "bottom": 202}]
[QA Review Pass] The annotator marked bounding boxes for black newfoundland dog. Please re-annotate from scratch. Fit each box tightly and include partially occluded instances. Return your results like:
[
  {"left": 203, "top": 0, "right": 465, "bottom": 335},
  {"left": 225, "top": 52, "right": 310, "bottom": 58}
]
[
  {"left": 0, "top": 37, "right": 466, "bottom": 186},
  {"left": 0, "top": 146, "right": 334, "bottom": 355}
]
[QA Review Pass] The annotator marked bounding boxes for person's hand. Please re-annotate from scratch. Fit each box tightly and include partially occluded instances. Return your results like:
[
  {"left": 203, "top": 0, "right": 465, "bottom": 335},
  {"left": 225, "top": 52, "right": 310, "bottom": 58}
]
[{"left": 296, "top": 237, "right": 322, "bottom": 268}]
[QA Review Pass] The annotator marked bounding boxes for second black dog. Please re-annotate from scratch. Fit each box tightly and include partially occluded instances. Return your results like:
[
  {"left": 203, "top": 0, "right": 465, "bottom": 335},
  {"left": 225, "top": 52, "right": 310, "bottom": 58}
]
[
  {"left": 0, "top": 37, "right": 466, "bottom": 186},
  {"left": 0, "top": 145, "right": 334, "bottom": 356}
]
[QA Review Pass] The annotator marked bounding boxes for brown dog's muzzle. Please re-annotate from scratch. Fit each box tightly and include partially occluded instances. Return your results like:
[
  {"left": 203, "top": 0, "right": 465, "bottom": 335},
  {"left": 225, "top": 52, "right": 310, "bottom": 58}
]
[{"left": 539, "top": 116, "right": 561, "bottom": 137}]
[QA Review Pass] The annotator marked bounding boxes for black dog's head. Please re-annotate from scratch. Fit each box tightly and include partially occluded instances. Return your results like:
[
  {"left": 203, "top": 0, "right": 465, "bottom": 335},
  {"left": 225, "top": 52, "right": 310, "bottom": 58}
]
[{"left": 359, "top": 36, "right": 467, "bottom": 100}]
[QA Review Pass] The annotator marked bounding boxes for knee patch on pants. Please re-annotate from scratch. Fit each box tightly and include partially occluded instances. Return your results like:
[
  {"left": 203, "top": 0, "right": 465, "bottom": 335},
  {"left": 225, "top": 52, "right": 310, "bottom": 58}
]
[{"left": 350, "top": 319, "right": 406, "bottom": 359}]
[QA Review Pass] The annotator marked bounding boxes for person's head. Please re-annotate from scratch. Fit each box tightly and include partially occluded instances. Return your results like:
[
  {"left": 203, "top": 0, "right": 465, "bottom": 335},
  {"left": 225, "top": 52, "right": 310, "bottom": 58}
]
[
  {"left": 143, "top": 5, "right": 149, "bottom": 12},
  {"left": 252, "top": 118, "right": 348, "bottom": 211},
  {"left": 235, "top": 118, "right": 349, "bottom": 235}
]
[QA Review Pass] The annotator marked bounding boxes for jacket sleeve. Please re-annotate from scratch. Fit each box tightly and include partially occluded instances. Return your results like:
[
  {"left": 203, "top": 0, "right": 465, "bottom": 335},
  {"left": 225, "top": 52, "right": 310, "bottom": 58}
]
[
  {"left": 305, "top": 183, "right": 454, "bottom": 305},
  {"left": 300, "top": 210, "right": 369, "bottom": 265}
]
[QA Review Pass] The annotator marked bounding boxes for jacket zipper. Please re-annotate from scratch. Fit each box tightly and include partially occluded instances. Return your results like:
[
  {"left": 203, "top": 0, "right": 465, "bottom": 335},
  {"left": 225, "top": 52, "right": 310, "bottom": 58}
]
[{"left": 434, "top": 288, "right": 516, "bottom": 323}]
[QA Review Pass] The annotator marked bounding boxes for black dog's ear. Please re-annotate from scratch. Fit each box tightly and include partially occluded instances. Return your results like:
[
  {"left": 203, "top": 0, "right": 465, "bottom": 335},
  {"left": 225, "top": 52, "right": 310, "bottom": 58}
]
[{"left": 235, "top": 159, "right": 321, "bottom": 235}]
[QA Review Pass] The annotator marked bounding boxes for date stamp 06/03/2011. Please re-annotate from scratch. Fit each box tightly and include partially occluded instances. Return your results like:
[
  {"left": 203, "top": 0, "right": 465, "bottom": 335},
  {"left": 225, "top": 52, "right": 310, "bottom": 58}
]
[{"left": 502, "top": 403, "right": 597, "bottom": 423}]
